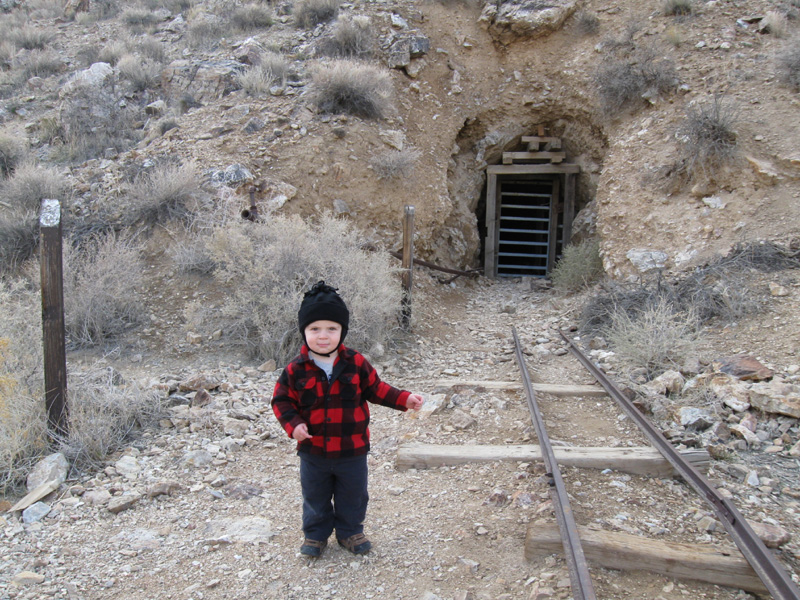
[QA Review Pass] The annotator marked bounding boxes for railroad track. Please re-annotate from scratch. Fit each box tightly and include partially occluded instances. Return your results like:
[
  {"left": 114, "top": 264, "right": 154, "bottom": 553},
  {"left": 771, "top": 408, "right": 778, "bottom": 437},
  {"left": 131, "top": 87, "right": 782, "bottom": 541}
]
[{"left": 396, "top": 328, "right": 800, "bottom": 600}]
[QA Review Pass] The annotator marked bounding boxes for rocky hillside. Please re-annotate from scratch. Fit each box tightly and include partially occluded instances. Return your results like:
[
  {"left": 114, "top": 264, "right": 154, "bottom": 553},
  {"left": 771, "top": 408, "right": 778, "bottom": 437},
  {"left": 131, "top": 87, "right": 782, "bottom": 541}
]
[{"left": 2, "top": 0, "right": 799, "bottom": 276}]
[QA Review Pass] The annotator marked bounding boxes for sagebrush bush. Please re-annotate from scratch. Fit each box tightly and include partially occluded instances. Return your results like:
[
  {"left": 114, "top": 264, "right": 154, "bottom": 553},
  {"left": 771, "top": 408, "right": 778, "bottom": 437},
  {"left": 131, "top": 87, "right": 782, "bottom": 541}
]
[
  {"left": 295, "top": 0, "right": 339, "bottom": 28},
  {"left": 679, "top": 96, "right": 738, "bottom": 180},
  {"left": 63, "top": 232, "right": 146, "bottom": 347},
  {"left": 0, "top": 211, "right": 38, "bottom": 273},
  {"left": 604, "top": 298, "right": 700, "bottom": 379},
  {"left": 137, "top": 36, "right": 166, "bottom": 62},
  {"left": 551, "top": 239, "right": 604, "bottom": 293},
  {"left": 117, "top": 53, "right": 161, "bottom": 91},
  {"left": 127, "top": 162, "right": 204, "bottom": 226},
  {"left": 370, "top": 147, "right": 420, "bottom": 179},
  {"left": 663, "top": 0, "right": 693, "bottom": 17},
  {"left": 575, "top": 10, "right": 600, "bottom": 35},
  {"left": 58, "top": 367, "right": 166, "bottom": 468},
  {"left": 595, "top": 47, "right": 677, "bottom": 114},
  {"left": 237, "top": 53, "right": 288, "bottom": 95},
  {"left": 122, "top": 6, "right": 160, "bottom": 30},
  {"left": 187, "top": 19, "right": 226, "bottom": 49},
  {"left": 17, "top": 49, "right": 63, "bottom": 78},
  {"left": 98, "top": 40, "right": 128, "bottom": 65},
  {"left": 0, "top": 162, "right": 67, "bottom": 212},
  {"left": 0, "top": 132, "right": 26, "bottom": 178},
  {"left": 777, "top": 37, "right": 800, "bottom": 89},
  {"left": 762, "top": 11, "right": 788, "bottom": 38},
  {"left": 58, "top": 82, "right": 142, "bottom": 160},
  {"left": 10, "top": 25, "right": 52, "bottom": 50},
  {"left": 0, "top": 280, "right": 47, "bottom": 493},
  {"left": 310, "top": 59, "right": 393, "bottom": 119},
  {"left": 232, "top": 3, "right": 273, "bottom": 30},
  {"left": 193, "top": 213, "right": 402, "bottom": 364},
  {"left": 319, "top": 16, "right": 375, "bottom": 59}
]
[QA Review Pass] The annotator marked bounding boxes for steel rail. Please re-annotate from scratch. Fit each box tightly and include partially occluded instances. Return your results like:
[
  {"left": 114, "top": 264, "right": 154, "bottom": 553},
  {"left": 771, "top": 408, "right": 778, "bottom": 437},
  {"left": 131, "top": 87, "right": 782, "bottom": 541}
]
[
  {"left": 512, "top": 328, "right": 597, "bottom": 600},
  {"left": 559, "top": 330, "right": 800, "bottom": 600}
]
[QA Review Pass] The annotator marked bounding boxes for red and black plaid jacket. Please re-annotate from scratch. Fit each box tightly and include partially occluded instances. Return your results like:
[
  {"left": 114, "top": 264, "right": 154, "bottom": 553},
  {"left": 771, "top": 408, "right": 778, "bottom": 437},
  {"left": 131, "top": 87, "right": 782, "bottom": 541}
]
[{"left": 271, "top": 344, "right": 411, "bottom": 458}]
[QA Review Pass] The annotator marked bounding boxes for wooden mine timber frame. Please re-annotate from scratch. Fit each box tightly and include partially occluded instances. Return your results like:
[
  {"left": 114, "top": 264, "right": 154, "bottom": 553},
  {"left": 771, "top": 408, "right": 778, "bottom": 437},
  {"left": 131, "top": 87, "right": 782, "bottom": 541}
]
[{"left": 484, "top": 131, "right": 580, "bottom": 278}]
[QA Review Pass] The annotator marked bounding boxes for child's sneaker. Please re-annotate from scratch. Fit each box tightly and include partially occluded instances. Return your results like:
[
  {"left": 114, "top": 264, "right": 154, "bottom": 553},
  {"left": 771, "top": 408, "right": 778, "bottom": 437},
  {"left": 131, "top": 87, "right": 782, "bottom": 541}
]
[
  {"left": 300, "top": 538, "right": 327, "bottom": 557},
  {"left": 337, "top": 533, "right": 371, "bottom": 555}
]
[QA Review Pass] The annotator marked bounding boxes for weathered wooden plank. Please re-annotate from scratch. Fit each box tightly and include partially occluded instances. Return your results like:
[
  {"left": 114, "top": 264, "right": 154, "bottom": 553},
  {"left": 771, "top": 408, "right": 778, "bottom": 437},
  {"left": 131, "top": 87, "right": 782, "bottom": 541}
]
[
  {"left": 525, "top": 523, "right": 769, "bottom": 596},
  {"left": 396, "top": 444, "right": 710, "bottom": 477},
  {"left": 433, "top": 380, "right": 607, "bottom": 397},
  {"left": 502, "top": 151, "right": 566, "bottom": 164},
  {"left": 487, "top": 164, "right": 580, "bottom": 175},
  {"left": 521, "top": 136, "right": 562, "bottom": 150},
  {"left": 10, "top": 479, "right": 60, "bottom": 513}
]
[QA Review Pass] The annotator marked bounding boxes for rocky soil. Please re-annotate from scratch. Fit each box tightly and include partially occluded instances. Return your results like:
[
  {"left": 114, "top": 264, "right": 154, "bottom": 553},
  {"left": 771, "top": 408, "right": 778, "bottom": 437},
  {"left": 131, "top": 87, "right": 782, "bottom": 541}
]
[{"left": 2, "top": 271, "right": 800, "bottom": 600}]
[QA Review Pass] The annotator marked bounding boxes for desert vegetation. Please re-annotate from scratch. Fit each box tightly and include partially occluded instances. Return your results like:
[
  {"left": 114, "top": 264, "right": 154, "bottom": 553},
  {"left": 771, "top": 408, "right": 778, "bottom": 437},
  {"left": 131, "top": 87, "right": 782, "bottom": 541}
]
[
  {"left": 550, "top": 239, "right": 604, "bottom": 293},
  {"left": 310, "top": 59, "right": 393, "bottom": 119}
]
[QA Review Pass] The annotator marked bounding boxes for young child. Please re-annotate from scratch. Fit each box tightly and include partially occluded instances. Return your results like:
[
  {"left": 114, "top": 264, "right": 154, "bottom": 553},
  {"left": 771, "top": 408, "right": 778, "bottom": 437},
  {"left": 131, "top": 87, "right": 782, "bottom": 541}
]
[{"left": 271, "top": 281, "right": 424, "bottom": 557}]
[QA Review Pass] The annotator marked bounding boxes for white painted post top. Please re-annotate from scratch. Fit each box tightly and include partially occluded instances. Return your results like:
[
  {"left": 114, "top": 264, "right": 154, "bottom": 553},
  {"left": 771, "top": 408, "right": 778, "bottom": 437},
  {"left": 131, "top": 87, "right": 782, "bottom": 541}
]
[{"left": 39, "top": 199, "right": 61, "bottom": 227}]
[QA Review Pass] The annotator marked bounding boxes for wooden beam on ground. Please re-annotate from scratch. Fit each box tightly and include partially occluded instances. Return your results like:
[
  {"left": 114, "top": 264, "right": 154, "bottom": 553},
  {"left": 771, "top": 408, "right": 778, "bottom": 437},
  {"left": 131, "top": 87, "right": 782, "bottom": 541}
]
[
  {"left": 396, "top": 444, "right": 710, "bottom": 477},
  {"left": 525, "top": 523, "right": 769, "bottom": 596},
  {"left": 433, "top": 380, "right": 607, "bottom": 397},
  {"left": 502, "top": 151, "right": 566, "bottom": 164},
  {"left": 9, "top": 479, "right": 60, "bottom": 513}
]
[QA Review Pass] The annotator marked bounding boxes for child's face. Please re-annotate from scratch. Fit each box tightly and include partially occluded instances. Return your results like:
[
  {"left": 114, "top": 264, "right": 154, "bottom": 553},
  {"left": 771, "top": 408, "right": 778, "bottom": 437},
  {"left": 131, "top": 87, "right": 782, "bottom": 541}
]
[{"left": 304, "top": 320, "right": 342, "bottom": 355}]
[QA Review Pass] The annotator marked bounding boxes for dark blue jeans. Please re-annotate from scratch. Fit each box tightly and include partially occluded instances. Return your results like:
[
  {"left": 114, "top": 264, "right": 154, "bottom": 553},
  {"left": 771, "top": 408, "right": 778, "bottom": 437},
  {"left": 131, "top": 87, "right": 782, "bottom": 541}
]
[{"left": 299, "top": 453, "right": 368, "bottom": 542}]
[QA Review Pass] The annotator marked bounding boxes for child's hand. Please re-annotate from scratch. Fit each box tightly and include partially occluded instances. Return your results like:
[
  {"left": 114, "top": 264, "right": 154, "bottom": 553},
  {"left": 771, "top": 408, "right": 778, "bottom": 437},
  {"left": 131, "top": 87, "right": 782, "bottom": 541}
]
[
  {"left": 292, "top": 423, "right": 312, "bottom": 441},
  {"left": 405, "top": 394, "right": 424, "bottom": 411}
]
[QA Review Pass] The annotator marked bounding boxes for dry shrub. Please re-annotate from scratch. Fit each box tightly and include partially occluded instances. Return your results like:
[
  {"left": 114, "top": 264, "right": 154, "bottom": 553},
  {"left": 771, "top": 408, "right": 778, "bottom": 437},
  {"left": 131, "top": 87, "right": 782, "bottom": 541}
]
[
  {"left": 551, "top": 239, "right": 604, "bottom": 293},
  {"left": 0, "top": 280, "right": 47, "bottom": 493},
  {"left": 777, "top": 37, "right": 800, "bottom": 89},
  {"left": 58, "top": 81, "right": 142, "bottom": 160},
  {"left": 23, "top": 0, "right": 64, "bottom": 19},
  {"left": 319, "top": 16, "right": 375, "bottom": 59},
  {"left": 117, "top": 53, "right": 161, "bottom": 91},
  {"left": 9, "top": 25, "right": 52, "bottom": 50},
  {"left": 63, "top": 232, "right": 146, "bottom": 347},
  {"left": 186, "top": 19, "right": 226, "bottom": 49},
  {"left": 0, "top": 130, "right": 26, "bottom": 178},
  {"left": 662, "top": 0, "right": 693, "bottom": 17},
  {"left": 370, "top": 147, "right": 420, "bottom": 179},
  {"left": 231, "top": 3, "right": 273, "bottom": 30},
  {"left": 127, "top": 162, "right": 204, "bottom": 226},
  {"left": 58, "top": 367, "right": 166, "bottom": 468},
  {"left": 169, "top": 238, "right": 216, "bottom": 274},
  {"left": 237, "top": 53, "right": 288, "bottom": 95},
  {"left": 310, "top": 59, "right": 393, "bottom": 119},
  {"left": 0, "top": 211, "right": 38, "bottom": 273},
  {"left": 604, "top": 298, "right": 700, "bottom": 379},
  {"left": 193, "top": 213, "right": 402, "bottom": 364},
  {"left": 122, "top": 6, "right": 160, "bottom": 30},
  {"left": 295, "top": 0, "right": 339, "bottom": 29},
  {"left": 762, "top": 11, "right": 788, "bottom": 38},
  {"left": 0, "top": 162, "right": 67, "bottom": 212},
  {"left": 137, "top": 36, "right": 166, "bottom": 62},
  {"left": 16, "top": 49, "right": 63, "bottom": 78},
  {"left": 575, "top": 10, "right": 600, "bottom": 35},
  {"left": 595, "top": 46, "right": 677, "bottom": 114},
  {"left": 678, "top": 96, "right": 738, "bottom": 180},
  {"left": 98, "top": 40, "right": 128, "bottom": 65}
]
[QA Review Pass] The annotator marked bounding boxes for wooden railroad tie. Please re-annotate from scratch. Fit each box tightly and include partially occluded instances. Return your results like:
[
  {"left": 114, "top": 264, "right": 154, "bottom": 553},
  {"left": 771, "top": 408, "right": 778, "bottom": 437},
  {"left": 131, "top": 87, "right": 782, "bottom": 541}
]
[
  {"left": 395, "top": 444, "right": 710, "bottom": 477},
  {"left": 525, "top": 523, "right": 769, "bottom": 596},
  {"left": 433, "top": 380, "right": 607, "bottom": 397}
]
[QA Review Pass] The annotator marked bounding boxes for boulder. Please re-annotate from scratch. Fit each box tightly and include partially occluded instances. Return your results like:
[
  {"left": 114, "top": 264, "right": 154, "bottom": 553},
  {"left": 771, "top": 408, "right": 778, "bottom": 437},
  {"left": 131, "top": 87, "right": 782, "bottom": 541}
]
[{"left": 479, "top": 0, "right": 578, "bottom": 45}]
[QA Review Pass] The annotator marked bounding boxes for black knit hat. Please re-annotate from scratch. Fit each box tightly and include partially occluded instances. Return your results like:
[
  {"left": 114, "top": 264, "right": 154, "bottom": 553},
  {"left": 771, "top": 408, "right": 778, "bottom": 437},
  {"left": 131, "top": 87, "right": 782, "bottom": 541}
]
[{"left": 298, "top": 281, "right": 350, "bottom": 344}]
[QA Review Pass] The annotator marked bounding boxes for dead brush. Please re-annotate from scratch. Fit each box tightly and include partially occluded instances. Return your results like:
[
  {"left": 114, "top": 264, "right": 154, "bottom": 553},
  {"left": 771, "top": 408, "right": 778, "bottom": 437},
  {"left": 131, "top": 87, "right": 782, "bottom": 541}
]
[
  {"left": 0, "top": 211, "right": 39, "bottom": 274},
  {"left": 0, "top": 162, "right": 67, "bottom": 213},
  {"left": 777, "top": 37, "right": 800, "bottom": 90},
  {"left": 294, "top": 0, "right": 339, "bottom": 29},
  {"left": 126, "top": 162, "right": 205, "bottom": 226},
  {"left": 192, "top": 212, "right": 402, "bottom": 364},
  {"left": 56, "top": 366, "right": 167, "bottom": 469},
  {"left": 63, "top": 232, "right": 146, "bottom": 347},
  {"left": 0, "top": 281, "right": 47, "bottom": 493},
  {"left": 0, "top": 131, "right": 26, "bottom": 178},
  {"left": 310, "top": 59, "right": 393, "bottom": 119},
  {"left": 318, "top": 16, "right": 376, "bottom": 59},
  {"left": 550, "top": 239, "right": 604, "bottom": 293},
  {"left": 678, "top": 96, "right": 739, "bottom": 181},
  {"left": 370, "top": 147, "right": 420, "bottom": 180}
]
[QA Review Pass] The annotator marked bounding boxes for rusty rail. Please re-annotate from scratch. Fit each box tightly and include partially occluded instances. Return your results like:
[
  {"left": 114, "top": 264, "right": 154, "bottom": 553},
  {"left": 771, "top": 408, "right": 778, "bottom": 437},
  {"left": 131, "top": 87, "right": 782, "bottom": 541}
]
[
  {"left": 559, "top": 330, "right": 800, "bottom": 600},
  {"left": 513, "top": 328, "right": 597, "bottom": 600}
]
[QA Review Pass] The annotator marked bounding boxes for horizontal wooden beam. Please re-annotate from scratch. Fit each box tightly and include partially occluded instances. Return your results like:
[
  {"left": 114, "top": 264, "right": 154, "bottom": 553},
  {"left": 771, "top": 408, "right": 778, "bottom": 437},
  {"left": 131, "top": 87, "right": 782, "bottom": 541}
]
[
  {"left": 525, "top": 523, "right": 769, "bottom": 596},
  {"left": 433, "top": 380, "right": 607, "bottom": 397},
  {"left": 396, "top": 444, "right": 710, "bottom": 477},
  {"left": 487, "top": 164, "right": 580, "bottom": 175},
  {"left": 521, "top": 136, "right": 562, "bottom": 150},
  {"left": 502, "top": 151, "right": 565, "bottom": 164}
]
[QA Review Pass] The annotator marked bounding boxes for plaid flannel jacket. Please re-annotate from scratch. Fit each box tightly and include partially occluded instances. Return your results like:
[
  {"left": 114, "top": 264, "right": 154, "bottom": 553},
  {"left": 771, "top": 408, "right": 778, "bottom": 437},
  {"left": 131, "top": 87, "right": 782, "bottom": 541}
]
[{"left": 271, "top": 344, "right": 411, "bottom": 458}]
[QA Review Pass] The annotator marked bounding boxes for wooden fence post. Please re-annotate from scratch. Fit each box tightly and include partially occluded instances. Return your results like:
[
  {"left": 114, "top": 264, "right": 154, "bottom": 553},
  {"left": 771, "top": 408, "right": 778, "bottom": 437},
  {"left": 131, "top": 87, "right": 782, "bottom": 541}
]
[
  {"left": 40, "top": 199, "right": 68, "bottom": 437},
  {"left": 401, "top": 205, "right": 415, "bottom": 328}
]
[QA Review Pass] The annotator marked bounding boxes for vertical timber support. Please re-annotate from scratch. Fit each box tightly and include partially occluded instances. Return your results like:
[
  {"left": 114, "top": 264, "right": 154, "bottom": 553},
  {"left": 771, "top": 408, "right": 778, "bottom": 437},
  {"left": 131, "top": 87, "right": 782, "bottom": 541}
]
[
  {"left": 484, "top": 170, "right": 498, "bottom": 278},
  {"left": 401, "top": 205, "right": 415, "bottom": 329},
  {"left": 562, "top": 173, "right": 576, "bottom": 248},
  {"left": 547, "top": 176, "right": 561, "bottom": 271},
  {"left": 40, "top": 199, "right": 68, "bottom": 438}
]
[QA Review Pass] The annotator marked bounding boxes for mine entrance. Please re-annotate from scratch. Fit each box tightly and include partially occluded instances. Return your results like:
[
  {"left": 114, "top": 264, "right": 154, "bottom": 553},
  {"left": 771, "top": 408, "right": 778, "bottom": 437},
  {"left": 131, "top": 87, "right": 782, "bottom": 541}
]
[{"left": 484, "top": 133, "right": 580, "bottom": 278}]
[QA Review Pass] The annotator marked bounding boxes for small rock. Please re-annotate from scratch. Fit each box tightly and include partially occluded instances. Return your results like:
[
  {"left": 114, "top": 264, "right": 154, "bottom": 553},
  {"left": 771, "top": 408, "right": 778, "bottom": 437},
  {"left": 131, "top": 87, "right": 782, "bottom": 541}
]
[
  {"left": 11, "top": 571, "right": 45, "bottom": 586},
  {"left": 108, "top": 493, "right": 142, "bottom": 514}
]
